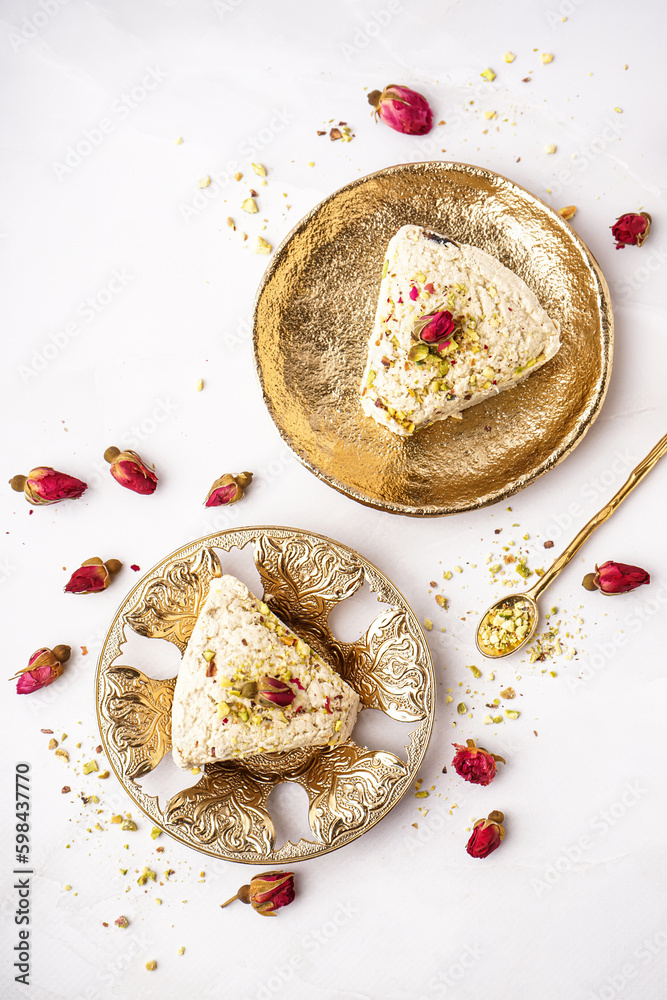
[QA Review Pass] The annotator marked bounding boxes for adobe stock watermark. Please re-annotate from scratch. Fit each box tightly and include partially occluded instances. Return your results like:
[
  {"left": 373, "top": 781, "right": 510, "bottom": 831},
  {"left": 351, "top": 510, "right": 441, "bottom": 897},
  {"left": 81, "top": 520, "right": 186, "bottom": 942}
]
[
  {"left": 71, "top": 929, "right": 152, "bottom": 1000},
  {"left": 610, "top": 245, "right": 667, "bottom": 304},
  {"left": 416, "top": 943, "right": 483, "bottom": 997},
  {"left": 179, "top": 108, "right": 295, "bottom": 223},
  {"left": 340, "top": 1, "right": 404, "bottom": 61},
  {"left": 541, "top": 448, "right": 635, "bottom": 545},
  {"left": 212, "top": 0, "right": 247, "bottom": 15},
  {"left": 545, "top": 0, "right": 587, "bottom": 26},
  {"left": 587, "top": 927, "right": 667, "bottom": 1000},
  {"left": 203, "top": 900, "right": 356, "bottom": 1000},
  {"left": 566, "top": 582, "right": 667, "bottom": 694},
  {"left": 51, "top": 67, "right": 167, "bottom": 180},
  {"left": 8, "top": 0, "right": 69, "bottom": 53},
  {"left": 17, "top": 269, "right": 134, "bottom": 383},
  {"left": 530, "top": 779, "right": 646, "bottom": 894},
  {"left": 543, "top": 117, "right": 627, "bottom": 199}
]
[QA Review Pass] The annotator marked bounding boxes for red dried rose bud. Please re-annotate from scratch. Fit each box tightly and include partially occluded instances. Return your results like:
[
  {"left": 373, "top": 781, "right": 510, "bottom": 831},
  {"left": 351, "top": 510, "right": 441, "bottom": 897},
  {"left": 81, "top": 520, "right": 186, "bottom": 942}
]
[
  {"left": 258, "top": 675, "right": 295, "bottom": 708},
  {"left": 104, "top": 446, "right": 157, "bottom": 495},
  {"left": 11, "top": 645, "right": 71, "bottom": 695},
  {"left": 64, "top": 557, "right": 122, "bottom": 595},
  {"left": 414, "top": 311, "right": 456, "bottom": 344},
  {"left": 220, "top": 870, "right": 295, "bottom": 916},
  {"left": 367, "top": 84, "right": 433, "bottom": 136},
  {"left": 611, "top": 212, "right": 651, "bottom": 249},
  {"left": 204, "top": 471, "right": 253, "bottom": 508},
  {"left": 452, "top": 739, "right": 505, "bottom": 786},
  {"left": 466, "top": 810, "right": 505, "bottom": 859},
  {"left": 582, "top": 561, "right": 650, "bottom": 595},
  {"left": 10, "top": 467, "right": 87, "bottom": 506}
]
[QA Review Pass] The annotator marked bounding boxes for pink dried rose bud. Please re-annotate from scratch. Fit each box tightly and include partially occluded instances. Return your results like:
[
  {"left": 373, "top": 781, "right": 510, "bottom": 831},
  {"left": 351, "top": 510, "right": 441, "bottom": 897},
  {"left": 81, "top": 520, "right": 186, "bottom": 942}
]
[
  {"left": 104, "top": 447, "right": 158, "bottom": 495},
  {"left": 452, "top": 739, "right": 505, "bottom": 786},
  {"left": 582, "top": 560, "right": 650, "bottom": 595},
  {"left": 64, "top": 557, "right": 122, "bottom": 595},
  {"left": 367, "top": 84, "right": 433, "bottom": 135},
  {"left": 220, "top": 870, "right": 295, "bottom": 916},
  {"left": 611, "top": 212, "right": 651, "bottom": 249},
  {"left": 204, "top": 471, "right": 253, "bottom": 508},
  {"left": 11, "top": 645, "right": 71, "bottom": 695},
  {"left": 258, "top": 675, "right": 295, "bottom": 708},
  {"left": 414, "top": 310, "right": 456, "bottom": 344},
  {"left": 10, "top": 467, "right": 87, "bottom": 506},
  {"left": 466, "top": 810, "right": 505, "bottom": 859}
]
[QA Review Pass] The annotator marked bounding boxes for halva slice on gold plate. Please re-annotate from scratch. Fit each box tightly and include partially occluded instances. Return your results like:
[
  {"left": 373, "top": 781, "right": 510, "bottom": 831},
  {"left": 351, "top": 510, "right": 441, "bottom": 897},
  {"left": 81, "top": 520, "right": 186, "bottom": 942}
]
[
  {"left": 171, "top": 575, "right": 360, "bottom": 767},
  {"left": 360, "top": 224, "right": 561, "bottom": 436}
]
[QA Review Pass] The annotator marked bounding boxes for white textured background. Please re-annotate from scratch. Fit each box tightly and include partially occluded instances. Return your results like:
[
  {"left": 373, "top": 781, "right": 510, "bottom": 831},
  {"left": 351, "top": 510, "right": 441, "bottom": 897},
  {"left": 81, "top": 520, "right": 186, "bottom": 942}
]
[{"left": 2, "top": 1, "right": 667, "bottom": 998}]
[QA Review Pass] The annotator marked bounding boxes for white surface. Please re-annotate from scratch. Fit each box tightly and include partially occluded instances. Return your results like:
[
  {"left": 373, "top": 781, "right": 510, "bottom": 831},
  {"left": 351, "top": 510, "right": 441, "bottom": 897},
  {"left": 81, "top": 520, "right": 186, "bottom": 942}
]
[{"left": 2, "top": 1, "right": 667, "bottom": 998}]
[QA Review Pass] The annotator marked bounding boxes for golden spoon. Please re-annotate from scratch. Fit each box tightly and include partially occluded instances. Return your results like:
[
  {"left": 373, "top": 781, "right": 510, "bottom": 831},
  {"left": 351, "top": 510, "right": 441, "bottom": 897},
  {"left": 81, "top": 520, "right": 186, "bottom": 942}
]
[{"left": 476, "top": 431, "right": 667, "bottom": 658}]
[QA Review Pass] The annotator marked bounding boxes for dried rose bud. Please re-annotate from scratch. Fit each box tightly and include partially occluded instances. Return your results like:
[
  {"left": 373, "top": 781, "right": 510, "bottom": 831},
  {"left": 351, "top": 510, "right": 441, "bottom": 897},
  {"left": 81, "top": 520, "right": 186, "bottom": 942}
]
[
  {"left": 466, "top": 810, "right": 505, "bottom": 859},
  {"left": 452, "top": 739, "right": 505, "bottom": 786},
  {"left": 10, "top": 467, "right": 87, "bottom": 506},
  {"left": 11, "top": 645, "right": 71, "bottom": 695},
  {"left": 220, "top": 870, "right": 295, "bottom": 916},
  {"left": 414, "top": 311, "right": 456, "bottom": 344},
  {"left": 367, "top": 84, "right": 433, "bottom": 136},
  {"left": 64, "top": 557, "right": 122, "bottom": 595},
  {"left": 258, "top": 675, "right": 295, "bottom": 708},
  {"left": 104, "top": 446, "right": 158, "bottom": 495},
  {"left": 204, "top": 471, "right": 253, "bottom": 508},
  {"left": 611, "top": 212, "right": 651, "bottom": 249},
  {"left": 582, "top": 560, "right": 650, "bottom": 595}
]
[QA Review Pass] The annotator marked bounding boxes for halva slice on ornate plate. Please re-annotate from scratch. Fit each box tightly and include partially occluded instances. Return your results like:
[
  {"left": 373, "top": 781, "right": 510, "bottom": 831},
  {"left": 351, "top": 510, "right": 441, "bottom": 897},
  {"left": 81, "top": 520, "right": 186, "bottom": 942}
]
[
  {"left": 171, "top": 575, "right": 360, "bottom": 767},
  {"left": 360, "top": 224, "right": 561, "bottom": 436}
]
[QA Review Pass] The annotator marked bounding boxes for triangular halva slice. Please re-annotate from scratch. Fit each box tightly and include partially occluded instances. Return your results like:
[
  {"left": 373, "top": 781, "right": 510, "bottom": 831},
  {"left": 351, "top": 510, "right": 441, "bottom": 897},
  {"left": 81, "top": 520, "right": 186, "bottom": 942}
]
[
  {"left": 171, "top": 575, "right": 360, "bottom": 767},
  {"left": 360, "top": 225, "right": 561, "bottom": 436}
]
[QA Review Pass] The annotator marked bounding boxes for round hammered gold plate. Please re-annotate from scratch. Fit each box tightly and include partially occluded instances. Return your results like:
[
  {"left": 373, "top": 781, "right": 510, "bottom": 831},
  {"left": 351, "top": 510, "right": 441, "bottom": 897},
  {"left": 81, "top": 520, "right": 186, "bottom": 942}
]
[
  {"left": 95, "top": 526, "right": 434, "bottom": 863},
  {"left": 253, "top": 161, "right": 613, "bottom": 516}
]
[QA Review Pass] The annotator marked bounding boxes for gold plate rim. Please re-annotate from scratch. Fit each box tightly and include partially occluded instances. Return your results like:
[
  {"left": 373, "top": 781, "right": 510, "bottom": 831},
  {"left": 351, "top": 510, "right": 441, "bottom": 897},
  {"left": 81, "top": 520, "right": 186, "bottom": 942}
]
[
  {"left": 252, "top": 159, "right": 614, "bottom": 517},
  {"left": 95, "top": 525, "right": 435, "bottom": 864}
]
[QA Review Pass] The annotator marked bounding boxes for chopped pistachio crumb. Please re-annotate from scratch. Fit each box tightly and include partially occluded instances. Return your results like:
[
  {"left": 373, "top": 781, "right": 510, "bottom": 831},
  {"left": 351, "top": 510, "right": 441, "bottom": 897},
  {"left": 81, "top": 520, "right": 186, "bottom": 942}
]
[
  {"left": 541, "top": 52, "right": 554, "bottom": 63},
  {"left": 481, "top": 67, "right": 496, "bottom": 81},
  {"left": 82, "top": 760, "right": 98, "bottom": 775},
  {"left": 443, "top": 571, "right": 453, "bottom": 581},
  {"left": 467, "top": 664, "right": 482, "bottom": 678},
  {"left": 242, "top": 197, "right": 258, "bottom": 213},
  {"left": 424, "top": 618, "right": 433, "bottom": 631},
  {"left": 252, "top": 162, "right": 267, "bottom": 176},
  {"left": 178, "top": 947, "right": 185, "bottom": 956},
  {"left": 505, "top": 709, "right": 520, "bottom": 719},
  {"left": 145, "top": 961, "right": 157, "bottom": 971},
  {"left": 457, "top": 702, "right": 467, "bottom": 715},
  {"left": 255, "top": 237, "right": 272, "bottom": 254},
  {"left": 198, "top": 176, "right": 211, "bottom": 188},
  {"left": 545, "top": 144, "right": 557, "bottom": 154},
  {"left": 151, "top": 826, "right": 162, "bottom": 840},
  {"left": 120, "top": 819, "right": 137, "bottom": 831},
  {"left": 196, "top": 379, "right": 204, "bottom": 391},
  {"left": 504, "top": 51, "right": 515, "bottom": 62}
]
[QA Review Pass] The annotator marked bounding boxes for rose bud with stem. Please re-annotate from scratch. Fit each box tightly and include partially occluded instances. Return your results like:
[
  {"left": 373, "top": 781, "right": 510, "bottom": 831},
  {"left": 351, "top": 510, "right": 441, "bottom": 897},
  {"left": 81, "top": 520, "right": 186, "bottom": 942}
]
[
  {"left": 10, "top": 467, "right": 87, "bottom": 505},
  {"left": 104, "top": 447, "right": 158, "bottom": 495},
  {"left": 220, "top": 871, "right": 295, "bottom": 916},
  {"left": 64, "top": 557, "right": 123, "bottom": 594},
  {"left": 11, "top": 645, "right": 71, "bottom": 695}
]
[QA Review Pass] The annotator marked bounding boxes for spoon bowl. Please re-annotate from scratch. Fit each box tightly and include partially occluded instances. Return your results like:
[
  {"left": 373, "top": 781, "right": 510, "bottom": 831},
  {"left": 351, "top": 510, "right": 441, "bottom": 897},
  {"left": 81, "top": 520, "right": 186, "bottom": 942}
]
[{"left": 475, "top": 593, "right": 538, "bottom": 658}]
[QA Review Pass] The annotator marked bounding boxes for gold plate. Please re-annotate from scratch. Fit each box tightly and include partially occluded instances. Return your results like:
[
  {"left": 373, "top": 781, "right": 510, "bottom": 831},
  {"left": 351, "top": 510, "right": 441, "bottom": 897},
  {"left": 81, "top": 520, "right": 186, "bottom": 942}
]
[
  {"left": 96, "top": 527, "right": 434, "bottom": 863},
  {"left": 253, "top": 161, "right": 613, "bottom": 516}
]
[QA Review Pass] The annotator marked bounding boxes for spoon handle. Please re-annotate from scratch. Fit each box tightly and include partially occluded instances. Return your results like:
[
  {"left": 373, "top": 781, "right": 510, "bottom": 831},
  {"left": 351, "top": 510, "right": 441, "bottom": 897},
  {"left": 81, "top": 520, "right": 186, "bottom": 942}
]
[{"left": 527, "top": 431, "right": 667, "bottom": 602}]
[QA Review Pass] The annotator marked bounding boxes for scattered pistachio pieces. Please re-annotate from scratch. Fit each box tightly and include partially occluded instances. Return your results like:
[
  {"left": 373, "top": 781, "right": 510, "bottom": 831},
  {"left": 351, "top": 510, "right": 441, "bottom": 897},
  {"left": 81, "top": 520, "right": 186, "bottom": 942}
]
[
  {"left": 484, "top": 110, "right": 497, "bottom": 120},
  {"left": 145, "top": 961, "right": 157, "bottom": 972},
  {"left": 242, "top": 198, "right": 258, "bottom": 213},
  {"left": 54, "top": 750, "right": 69, "bottom": 762},
  {"left": 255, "top": 237, "right": 272, "bottom": 254},
  {"left": 175, "top": 136, "right": 183, "bottom": 144},
  {"left": 196, "top": 379, "right": 204, "bottom": 392},
  {"left": 545, "top": 144, "right": 557, "bottom": 154},
  {"left": 151, "top": 826, "right": 162, "bottom": 840},
  {"left": 424, "top": 618, "right": 433, "bottom": 631},
  {"left": 435, "top": 594, "right": 448, "bottom": 608},
  {"left": 504, "top": 51, "right": 516, "bottom": 63},
  {"left": 500, "top": 686, "right": 515, "bottom": 699},
  {"left": 478, "top": 598, "right": 533, "bottom": 653},
  {"left": 505, "top": 709, "right": 520, "bottom": 719},
  {"left": 121, "top": 819, "right": 137, "bottom": 832},
  {"left": 467, "top": 664, "right": 482, "bottom": 678},
  {"left": 48, "top": 738, "right": 58, "bottom": 750},
  {"left": 198, "top": 176, "right": 211, "bottom": 188},
  {"left": 115, "top": 915, "right": 129, "bottom": 928},
  {"left": 558, "top": 205, "right": 577, "bottom": 221},
  {"left": 457, "top": 702, "right": 467, "bottom": 715},
  {"left": 251, "top": 162, "right": 267, "bottom": 176},
  {"left": 481, "top": 67, "right": 496, "bottom": 82},
  {"left": 82, "top": 760, "right": 98, "bottom": 775},
  {"left": 541, "top": 53, "right": 554, "bottom": 63},
  {"left": 137, "top": 867, "right": 157, "bottom": 886}
]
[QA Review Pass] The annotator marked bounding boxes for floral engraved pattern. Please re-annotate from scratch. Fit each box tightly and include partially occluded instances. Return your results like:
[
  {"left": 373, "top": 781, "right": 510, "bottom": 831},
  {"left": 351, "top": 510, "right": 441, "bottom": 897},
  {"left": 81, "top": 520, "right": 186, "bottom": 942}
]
[
  {"left": 124, "top": 547, "right": 222, "bottom": 652},
  {"left": 105, "top": 666, "right": 175, "bottom": 780},
  {"left": 165, "top": 763, "right": 275, "bottom": 854},
  {"left": 335, "top": 609, "right": 430, "bottom": 721},
  {"left": 96, "top": 527, "right": 434, "bottom": 862},
  {"left": 305, "top": 743, "right": 409, "bottom": 845}
]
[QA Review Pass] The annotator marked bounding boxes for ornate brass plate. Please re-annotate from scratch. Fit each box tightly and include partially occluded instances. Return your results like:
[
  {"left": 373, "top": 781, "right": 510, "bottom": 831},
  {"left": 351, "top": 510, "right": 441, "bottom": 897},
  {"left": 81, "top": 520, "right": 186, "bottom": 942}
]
[
  {"left": 253, "top": 161, "right": 613, "bottom": 516},
  {"left": 96, "top": 527, "right": 435, "bottom": 863}
]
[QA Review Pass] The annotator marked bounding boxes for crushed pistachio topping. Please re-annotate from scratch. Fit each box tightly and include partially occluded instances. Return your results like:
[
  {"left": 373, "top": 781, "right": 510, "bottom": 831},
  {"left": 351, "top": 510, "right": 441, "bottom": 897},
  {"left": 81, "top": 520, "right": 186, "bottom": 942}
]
[{"left": 478, "top": 599, "right": 533, "bottom": 653}]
